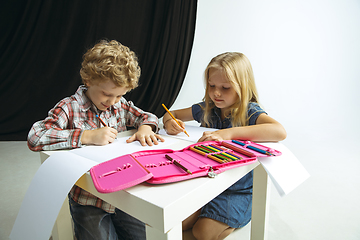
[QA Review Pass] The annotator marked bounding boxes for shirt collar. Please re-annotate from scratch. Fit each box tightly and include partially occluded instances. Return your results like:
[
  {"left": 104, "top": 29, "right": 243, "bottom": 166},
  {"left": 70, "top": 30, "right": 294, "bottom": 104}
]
[{"left": 74, "top": 85, "right": 93, "bottom": 112}]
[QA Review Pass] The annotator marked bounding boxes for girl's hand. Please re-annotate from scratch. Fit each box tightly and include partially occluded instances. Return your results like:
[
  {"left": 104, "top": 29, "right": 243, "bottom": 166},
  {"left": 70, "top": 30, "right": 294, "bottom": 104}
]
[
  {"left": 198, "top": 129, "right": 232, "bottom": 142},
  {"left": 126, "top": 125, "right": 165, "bottom": 146},
  {"left": 81, "top": 127, "right": 118, "bottom": 145},
  {"left": 164, "top": 118, "right": 186, "bottom": 135}
]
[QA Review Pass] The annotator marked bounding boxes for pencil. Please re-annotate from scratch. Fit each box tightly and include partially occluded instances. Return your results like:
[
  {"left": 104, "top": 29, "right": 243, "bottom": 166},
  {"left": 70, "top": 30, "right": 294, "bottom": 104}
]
[
  {"left": 165, "top": 154, "right": 192, "bottom": 174},
  {"left": 201, "top": 145, "right": 232, "bottom": 162},
  {"left": 95, "top": 114, "right": 107, "bottom": 127},
  {"left": 190, "top": 146, "right": 225, "bottom": 164},
  {"left": 207, "top": 145, "right": 238, "bottom": 161},
  {"left": 221, "top": 141, "right": 256, "bottom": 157},
  {"left": 232, "top": 140, "right": 275, "bottom": 156},
  {"left": 162, "top": 103, "right": 189, "bottom": 137},
  {"left": 211, "top": 145, "right": 243, "bottom": 160}
]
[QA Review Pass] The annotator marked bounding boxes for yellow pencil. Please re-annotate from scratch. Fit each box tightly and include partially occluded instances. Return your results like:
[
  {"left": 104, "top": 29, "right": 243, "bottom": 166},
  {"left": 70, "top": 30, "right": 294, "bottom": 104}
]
[{"left": 162, "top": 103, "right": 189, "bottom": 137}]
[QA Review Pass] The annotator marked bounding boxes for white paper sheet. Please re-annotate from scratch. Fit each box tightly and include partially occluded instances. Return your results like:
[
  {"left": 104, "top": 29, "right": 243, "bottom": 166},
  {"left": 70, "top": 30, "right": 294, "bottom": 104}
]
[
  {"left": 71, "top": 135, "right": 179, "bottom": 163},
  {"left": 258, "top": 142, "right": 310, "bottom": 196},
  {"left": 158, "top": 124, "right": 218, "bottom": 143},
  {"left": 10, "top": 152, "right": 98, "bottom": 240}
]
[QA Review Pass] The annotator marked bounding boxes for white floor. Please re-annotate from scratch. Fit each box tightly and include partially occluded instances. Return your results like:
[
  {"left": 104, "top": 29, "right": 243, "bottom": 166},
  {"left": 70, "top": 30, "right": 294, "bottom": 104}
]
[{"left": 1, "top": 140, "right": 360, "bottom": 240}]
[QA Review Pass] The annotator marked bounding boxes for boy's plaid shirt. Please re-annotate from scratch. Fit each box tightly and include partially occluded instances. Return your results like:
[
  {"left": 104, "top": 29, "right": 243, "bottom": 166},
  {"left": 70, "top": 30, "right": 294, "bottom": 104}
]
[{"left": 28, "top": 85, "right": 159, "bottom": 213}]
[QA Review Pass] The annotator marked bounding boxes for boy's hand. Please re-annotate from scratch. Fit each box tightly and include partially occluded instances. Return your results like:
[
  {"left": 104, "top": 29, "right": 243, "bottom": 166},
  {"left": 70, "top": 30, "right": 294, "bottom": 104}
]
[
  {"left": 164, "top": 119, "right": 186, "bottom": 135},
  {"left": 126, "top": 125, "right": 165, "bottom": 146},
  {"left": 81, "top": 127, "right": 118, "bottom": 146}
]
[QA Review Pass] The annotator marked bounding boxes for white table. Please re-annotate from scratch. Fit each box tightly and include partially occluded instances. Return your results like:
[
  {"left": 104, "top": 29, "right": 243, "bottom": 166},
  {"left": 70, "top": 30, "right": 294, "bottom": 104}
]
[{"left": 41, "top": 130, "right": 272, "bottom": 240}]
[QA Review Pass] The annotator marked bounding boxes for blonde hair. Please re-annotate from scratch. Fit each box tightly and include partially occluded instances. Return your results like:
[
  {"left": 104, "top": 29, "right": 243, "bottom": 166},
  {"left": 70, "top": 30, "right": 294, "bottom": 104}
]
[
  {"left": 202, "top": 52, "right": 259, "bottom": 127},
  {"left": 80, "top": 40, "right": 140, "bottom": 89}
]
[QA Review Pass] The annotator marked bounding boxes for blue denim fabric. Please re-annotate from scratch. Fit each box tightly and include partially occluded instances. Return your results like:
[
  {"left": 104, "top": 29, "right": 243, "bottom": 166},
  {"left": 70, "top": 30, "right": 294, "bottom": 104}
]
[
  {"left": 69, "top": 196, "right": 146, "bottom": 240},
  {"left": 192, "top": 102, "right": 266, "bottom": 128},
  {"left": 191, "top": 102, "right": 266, "bottom": 228},
  {"left": 199, "top": 181, "right": 253, "bottom": 228}
]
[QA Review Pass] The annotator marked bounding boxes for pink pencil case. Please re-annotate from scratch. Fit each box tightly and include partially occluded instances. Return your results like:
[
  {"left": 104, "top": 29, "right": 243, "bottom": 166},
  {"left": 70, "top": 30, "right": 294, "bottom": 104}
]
[{"left": 90, "top": 140, "right": 281, "bottom": 193}]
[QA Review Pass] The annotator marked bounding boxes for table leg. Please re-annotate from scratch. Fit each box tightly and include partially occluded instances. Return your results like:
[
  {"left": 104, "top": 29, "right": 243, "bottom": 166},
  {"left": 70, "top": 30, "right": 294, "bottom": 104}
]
[
  {"left": 146, "top": 223, "right": 182, "bottom": 240},
  {"left": 51, "top": 196, "right": 74, "bottom": 240},
  {"left": 250, "top": 164, "right": 270, "bottom": 240}
]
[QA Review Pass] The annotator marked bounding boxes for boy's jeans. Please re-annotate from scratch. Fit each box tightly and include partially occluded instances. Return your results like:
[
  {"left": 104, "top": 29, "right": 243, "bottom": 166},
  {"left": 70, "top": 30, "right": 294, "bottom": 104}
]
[{"left": 69, "top": 196, "right": 146, "bottom": 240}]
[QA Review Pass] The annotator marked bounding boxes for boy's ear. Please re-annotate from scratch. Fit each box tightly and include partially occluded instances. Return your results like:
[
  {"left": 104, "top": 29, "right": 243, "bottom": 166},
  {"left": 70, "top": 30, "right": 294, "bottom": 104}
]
[{"left": 83, "top": 80, "right": 90, "bottom": 87}]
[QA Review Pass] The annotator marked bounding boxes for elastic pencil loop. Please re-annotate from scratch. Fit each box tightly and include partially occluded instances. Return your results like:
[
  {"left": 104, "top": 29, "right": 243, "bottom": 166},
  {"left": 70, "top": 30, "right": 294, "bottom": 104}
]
[
  {"left": 243, "top": 141, "right": 252, "bottom": 147},
  {"left": 208, "top": 152, "right": 220, "bottom": 156},
  {"left": 199, "top": 165, "right": 211, "bottom": 169}
]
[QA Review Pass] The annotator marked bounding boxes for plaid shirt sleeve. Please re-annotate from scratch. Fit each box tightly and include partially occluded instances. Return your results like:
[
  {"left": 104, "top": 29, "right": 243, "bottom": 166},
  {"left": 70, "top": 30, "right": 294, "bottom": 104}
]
[
  {"left": 119, "top": 99, "right": 159, "bottom": 132},
  {"left": 27, "top": 100, "right": 83, "bottom": 151}
]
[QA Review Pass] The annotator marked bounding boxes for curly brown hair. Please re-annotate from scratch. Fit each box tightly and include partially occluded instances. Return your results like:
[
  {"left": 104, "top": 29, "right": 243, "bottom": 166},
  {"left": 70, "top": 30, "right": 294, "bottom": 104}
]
[{"left": 80, "top": 40, "right": 140, "bottom": 89}]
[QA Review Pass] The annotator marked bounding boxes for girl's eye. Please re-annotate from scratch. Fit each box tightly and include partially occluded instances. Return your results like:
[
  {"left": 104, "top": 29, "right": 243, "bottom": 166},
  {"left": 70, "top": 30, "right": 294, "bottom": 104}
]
[
  {"left": 223, "top": 87, "right": 230, "bottom": 90},
  {"left": 209, "top": 85, "right": 215, "bottom": 88}
]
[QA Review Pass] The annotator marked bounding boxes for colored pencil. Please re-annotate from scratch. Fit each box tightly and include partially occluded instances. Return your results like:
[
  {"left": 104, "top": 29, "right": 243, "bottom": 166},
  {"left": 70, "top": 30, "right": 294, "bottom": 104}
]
[
  {"left": 95, "top": 114, "right": 107, "bottom": 127},
  {"left": 162, "top": 103, "right": 189, "bottom": 137},
  {"left": 190, "top": 146, "right": 225, "bottom": 164},
  {"left": 221, "top": 141, "right": 256, "bottom": 157},
  {"left": 195, "top": 145, "right": 228, "bottom": 162},
  {"left": 201, "top": 145, "right": 233, "bottom": 161},
  {"left": 165, "top": 154, "right": 192, "bottom": 174},
  {"left": 232, "top": 140, "right": 275, "bottom": 156},
  {"left": 212, "top": 145, "right": 243, "bottom": 160},
  {"left": 208, "top": 145, "right": 239, "bottom": 161}
]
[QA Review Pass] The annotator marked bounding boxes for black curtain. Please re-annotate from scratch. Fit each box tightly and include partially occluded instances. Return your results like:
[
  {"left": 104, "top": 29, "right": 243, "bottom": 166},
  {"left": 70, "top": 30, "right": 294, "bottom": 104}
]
[{"left": 0, "top": 0, "right": 197, "bottom": 140}]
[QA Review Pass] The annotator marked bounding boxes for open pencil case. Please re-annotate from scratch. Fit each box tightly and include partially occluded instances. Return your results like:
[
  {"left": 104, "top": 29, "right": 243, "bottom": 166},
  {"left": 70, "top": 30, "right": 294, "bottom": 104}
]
[{"left": 90, "top": 140, "right": 282, "bottom": 193}]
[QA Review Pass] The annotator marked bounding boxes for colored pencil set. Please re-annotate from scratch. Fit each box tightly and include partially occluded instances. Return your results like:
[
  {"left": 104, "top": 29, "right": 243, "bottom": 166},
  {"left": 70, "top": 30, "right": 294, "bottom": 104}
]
[{"left": 189, "top": 140, "right": 275, "bottom": 165}]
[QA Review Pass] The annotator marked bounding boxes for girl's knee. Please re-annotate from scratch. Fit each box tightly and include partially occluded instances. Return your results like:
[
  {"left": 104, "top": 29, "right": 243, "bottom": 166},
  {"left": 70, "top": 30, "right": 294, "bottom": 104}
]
[
  {"left": 192, "top": 219, "right": 215, "bottom": 240},
  {"left": 192, "top": 226, "right": 210, "bottom": 240},
  {"left": 192, "top": 217, "right": 234, "bottom": 240}
]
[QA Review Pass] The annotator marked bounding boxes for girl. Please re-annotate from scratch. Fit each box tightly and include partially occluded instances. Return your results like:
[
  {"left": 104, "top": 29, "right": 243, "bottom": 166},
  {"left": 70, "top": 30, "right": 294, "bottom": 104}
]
[{"left": 162, "top": 52, "right": 286, "bottom": 240}]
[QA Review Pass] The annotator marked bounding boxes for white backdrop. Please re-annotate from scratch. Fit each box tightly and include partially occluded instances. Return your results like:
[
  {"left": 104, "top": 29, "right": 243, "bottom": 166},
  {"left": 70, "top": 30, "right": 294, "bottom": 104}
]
[
  {"left": 172, "top": 0, "right": 360, "bottom": 154},
  {"left": 172, "top": 3, "right": 360, "bottom": 237}
]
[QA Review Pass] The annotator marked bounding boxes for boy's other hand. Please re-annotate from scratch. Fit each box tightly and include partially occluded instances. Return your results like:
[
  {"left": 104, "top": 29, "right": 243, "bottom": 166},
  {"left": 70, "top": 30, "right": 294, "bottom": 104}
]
[
  {"left": 81, "top": 127, "right": 118, "bottom": 146},
  {"left": 126, "top": 125, "right": 165, "bottom": 146}
]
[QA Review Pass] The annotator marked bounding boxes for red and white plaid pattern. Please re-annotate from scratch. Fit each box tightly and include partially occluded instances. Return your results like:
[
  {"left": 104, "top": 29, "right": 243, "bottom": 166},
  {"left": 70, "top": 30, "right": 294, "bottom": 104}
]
[{"left": 28, "top": 85, "right": 159, "bottom": 212}]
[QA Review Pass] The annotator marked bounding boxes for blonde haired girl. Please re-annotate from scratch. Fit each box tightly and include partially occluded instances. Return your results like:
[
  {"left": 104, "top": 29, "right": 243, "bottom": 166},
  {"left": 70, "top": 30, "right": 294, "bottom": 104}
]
[{"left": 163, "top": 52, "right": 286, "bottom": 239}]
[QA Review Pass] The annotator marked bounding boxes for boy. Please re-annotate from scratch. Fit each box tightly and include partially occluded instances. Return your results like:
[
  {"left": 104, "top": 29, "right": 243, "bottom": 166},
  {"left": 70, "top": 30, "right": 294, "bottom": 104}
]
[{"left": 28, "top": 40, "right": 164, "bottom": 239}]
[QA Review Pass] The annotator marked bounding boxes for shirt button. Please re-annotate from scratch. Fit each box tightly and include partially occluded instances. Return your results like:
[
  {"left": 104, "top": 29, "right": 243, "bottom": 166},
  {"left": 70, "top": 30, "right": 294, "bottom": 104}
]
[{"left": 73, "top": 142, "right": 77, "bottom": 146}]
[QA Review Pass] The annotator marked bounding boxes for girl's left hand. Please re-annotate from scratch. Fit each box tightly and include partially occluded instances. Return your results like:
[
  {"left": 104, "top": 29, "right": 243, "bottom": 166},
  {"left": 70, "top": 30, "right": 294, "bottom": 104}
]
[
  {"left": 127, "top": 125, "right": 165, "bottom": 146},
  {"left": 198, "top": 129, "right": 231, "bottom": 142}
]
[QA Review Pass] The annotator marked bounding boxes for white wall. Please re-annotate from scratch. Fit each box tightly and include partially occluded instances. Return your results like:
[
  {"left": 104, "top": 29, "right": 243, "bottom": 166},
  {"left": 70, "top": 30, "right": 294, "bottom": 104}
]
[
  {"left": 173, "top": 4, "right": 360, "bottom": 237},
  {"left": 172, "top": 0, "right": 360, "bottom": 154}
]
